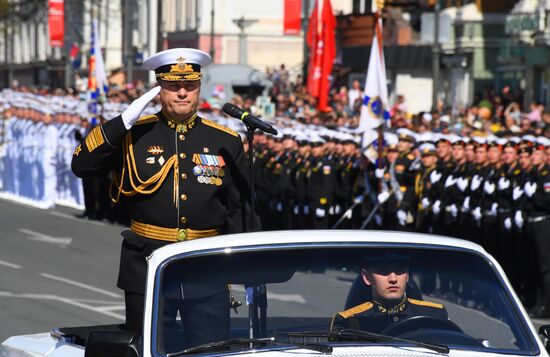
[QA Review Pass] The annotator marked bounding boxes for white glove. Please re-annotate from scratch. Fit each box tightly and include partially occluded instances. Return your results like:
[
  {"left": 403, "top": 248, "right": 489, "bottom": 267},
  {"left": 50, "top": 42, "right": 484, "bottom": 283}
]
[
  {"left": 513, "top": 186, "right": 523, "bottom": 201},
  {"left": 484, "top": 181, "right": 495, "bottom": 195},
  {"left": 121, "top": 86, "right": 161, "bottom": 129},
  {"left": 445, "top": 175, "right": 456, "bottom": 188},
  {"left": 470, "top": 175, "right": 481, "bottom": 191},
  {"left": 472, "top": 207, "right": 482, "bottom": 221},
  {"left": 463, "top": 196, "right": 470, "bottom": 212},
  {"left": 377, "top": 191, "right": 390, "bottom": 204},
  {"left": 524, "top": 182, "right": 537, "bottom": 197},
  {"left": 514, "top": 211, "right": 524, "bottom": 229},
  {"left": 491, "top": 202, "right": 498, "bottom": 216},
  {"left": 375, "top": 168, "right": 385, "bottom": 179},
  {"left": 432, "top": 200, "right": 441, "bottom": 215},
  {"left": 421, "top": 197, "right": 430, "bottom": 208},
  {"left": 504, "top": 217, "right": 512, "bottom": 230},
  {"left": 397, "top": 210, "right": 407, "bottom": 226},
  {"left": 430, "top": 170, "right": 442, "bottom": 184},
  {"left": 450, "top": 204, "right": 458, "bottom": 218},
  {"left": 498, "top": 177, "right": 510, "bottom": 190},
  {"left": 315, "top": 208, "right": 326, "bottom": 218},
  {"left": 457, "top": 177, "right": 468, "bottom": 192}
]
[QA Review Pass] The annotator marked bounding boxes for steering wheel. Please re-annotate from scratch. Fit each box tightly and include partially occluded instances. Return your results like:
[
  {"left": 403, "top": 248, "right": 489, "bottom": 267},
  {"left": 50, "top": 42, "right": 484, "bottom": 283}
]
[{"left": 381, "top": 315, "right": 463, "bottom": 337}]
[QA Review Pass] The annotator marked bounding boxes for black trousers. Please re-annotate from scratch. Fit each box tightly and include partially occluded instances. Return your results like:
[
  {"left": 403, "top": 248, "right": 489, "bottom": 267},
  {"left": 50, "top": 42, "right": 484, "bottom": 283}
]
[{"left": 124, "top": 289, "right": 230, "bottom": 352}]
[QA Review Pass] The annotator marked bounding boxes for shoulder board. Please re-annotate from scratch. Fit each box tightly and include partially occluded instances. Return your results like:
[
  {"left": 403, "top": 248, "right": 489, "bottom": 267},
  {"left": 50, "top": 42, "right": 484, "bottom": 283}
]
[
  {"left": 134, "top": 114, "right": 158, "bottom": 126},
  {"left": 408, "top": 298, "right": 444, "bottom": 309},
  {"left": 407, "top": 154, "right": 415, "bottom": 160},
  {"left": 338, "top": 301, "right": 373, "bottom": 319},
  {"left": 202, "top": 118, "right": 238, "bottom": 137},
  {"left": 543, "top": 170, "right": 548, "bottom": 176},
  {"left": 514, "top": 169, "right": 521, "bottom": 175}
]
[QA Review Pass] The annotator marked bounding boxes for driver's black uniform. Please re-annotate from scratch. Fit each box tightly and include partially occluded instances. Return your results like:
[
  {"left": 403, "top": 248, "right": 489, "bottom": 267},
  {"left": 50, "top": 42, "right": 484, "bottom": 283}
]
[{"left": 331, "top": 297, "right": 448, "bottom": 334}]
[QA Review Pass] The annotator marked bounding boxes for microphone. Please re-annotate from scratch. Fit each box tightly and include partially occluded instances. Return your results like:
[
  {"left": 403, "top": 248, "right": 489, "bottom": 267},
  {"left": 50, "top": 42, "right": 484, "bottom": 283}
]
[{"left": 222, "top": 103, "right": 278, "bottom": 135}]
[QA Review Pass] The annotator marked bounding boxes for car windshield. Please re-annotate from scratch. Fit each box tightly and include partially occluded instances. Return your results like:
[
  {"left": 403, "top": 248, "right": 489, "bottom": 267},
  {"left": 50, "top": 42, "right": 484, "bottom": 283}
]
[{"left": 152, "top": 244, "right": 538, "bottom": 356}]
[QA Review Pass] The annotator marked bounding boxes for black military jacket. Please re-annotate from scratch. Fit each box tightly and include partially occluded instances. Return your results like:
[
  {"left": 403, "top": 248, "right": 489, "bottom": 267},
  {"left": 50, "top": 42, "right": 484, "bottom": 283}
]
[
  {"left": 72, "top": 111, "right": 253, "bottom": 234},
  {"left": 331, "top": 296, "right": 448, "bottom": 334}
]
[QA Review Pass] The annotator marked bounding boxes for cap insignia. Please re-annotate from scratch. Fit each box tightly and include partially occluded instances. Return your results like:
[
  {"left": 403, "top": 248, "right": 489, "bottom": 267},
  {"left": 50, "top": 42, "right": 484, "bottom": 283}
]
[{"left": 170, "top": 57, "right": 194, "bottom": 73}]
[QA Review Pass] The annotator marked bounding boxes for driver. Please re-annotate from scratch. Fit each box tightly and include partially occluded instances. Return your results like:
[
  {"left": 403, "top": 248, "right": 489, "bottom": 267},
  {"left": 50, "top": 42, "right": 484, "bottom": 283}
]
[{"left": 331, "top": 254, "right": 448, "bottom": 333}]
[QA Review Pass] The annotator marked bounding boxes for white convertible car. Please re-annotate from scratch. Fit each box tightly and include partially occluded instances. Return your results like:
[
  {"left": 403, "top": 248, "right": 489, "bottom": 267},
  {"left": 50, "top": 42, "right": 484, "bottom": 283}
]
[{"left": 1, "top": 230, "right": 549, "bottom": 357}]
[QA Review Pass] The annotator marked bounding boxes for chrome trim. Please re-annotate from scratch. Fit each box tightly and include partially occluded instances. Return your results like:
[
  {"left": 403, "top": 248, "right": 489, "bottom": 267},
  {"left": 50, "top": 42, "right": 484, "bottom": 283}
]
[
  {"left": 150, "top": 241, "right": 539, "bottom": 356},
  {"left": 50, "top": 328, "right": 72, "bottom": 343}
]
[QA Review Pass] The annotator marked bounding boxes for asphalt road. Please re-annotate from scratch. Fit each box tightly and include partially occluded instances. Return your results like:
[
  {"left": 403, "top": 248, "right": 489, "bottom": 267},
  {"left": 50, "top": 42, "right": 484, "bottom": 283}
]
[
  {"left": 0, "top": 199, "right": 124, "bottom": 341},
  {"left": 1, "top": 197, "right": 549, "bottom": 344}
]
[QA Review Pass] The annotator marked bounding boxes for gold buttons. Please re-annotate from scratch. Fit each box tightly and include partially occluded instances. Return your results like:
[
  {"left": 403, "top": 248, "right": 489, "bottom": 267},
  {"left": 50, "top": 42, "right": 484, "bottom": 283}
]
[
  {"left": 179, "top": 134, "right": 185, "bottom": 141},
  {"left": 179, "top": 153, "right": 186, "bottom": 159},
  {"left": 180, "top": 194, "right": 187, "bottom": 201},
  {"left": 180, "top": 216, "right": 187, "bottom": 224},
  {"left": 181, "top": 173, "right": 187, "bottom": 180}
]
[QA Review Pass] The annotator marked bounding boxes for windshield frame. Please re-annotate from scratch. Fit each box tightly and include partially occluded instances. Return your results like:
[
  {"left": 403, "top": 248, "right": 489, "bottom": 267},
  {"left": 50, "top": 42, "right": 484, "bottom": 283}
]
[{"left": 149, "top": 241, "right": 540, "bottom": 357}]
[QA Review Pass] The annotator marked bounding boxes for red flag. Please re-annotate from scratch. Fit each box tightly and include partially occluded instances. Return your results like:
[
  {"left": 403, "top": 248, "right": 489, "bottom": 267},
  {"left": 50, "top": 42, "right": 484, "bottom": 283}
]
[
  {"left": 48, "top": 0, "right": 64, "bottom": 47},
  {"left": 306, "top": 0, "right": 336, "bottom": 112},
  {"left": 284, "top": 0, "right": 302, "bottom": 35}
]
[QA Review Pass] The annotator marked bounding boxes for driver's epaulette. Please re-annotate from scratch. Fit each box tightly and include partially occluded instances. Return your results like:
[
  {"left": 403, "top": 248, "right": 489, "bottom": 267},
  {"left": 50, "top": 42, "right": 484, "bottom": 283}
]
[
  {"left": 408, "top": 298, "right": 444, "bottom": 309},
  {"left": 338, "top": 301, "right": 373, "bottom": 319}
]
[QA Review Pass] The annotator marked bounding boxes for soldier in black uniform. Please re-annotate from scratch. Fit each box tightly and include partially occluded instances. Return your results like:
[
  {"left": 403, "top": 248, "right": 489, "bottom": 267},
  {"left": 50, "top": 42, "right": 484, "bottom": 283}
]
[
  {"left": 440, "top": 138, "right": 469, "bottom": 238},
  {"left": 480, "top": 141, "right": 502, "bottom": 256},
  {"left": 306, "top": 136, "right": 334, "bottom": 229},
  {"left": 496, "top": 142, "right": 521, "bottom": 271},
  {"left": 331, "top": 254, "right": 448, "bottom": 333},
  {"left": 468, "top": 140, "right": 490, "bottom": 245},
  {"left": 393, "top": 130, "right": 417, "bottom": 230},
  {"left": 71, "top": 48, "right": 257, "bottom": 347},
  {"left": 378, "top": 144, "right": 400, "bottom": 230},
  {"left": 431, "top": 136, "right": 454, "bottom": 235},
  {"left": 410, "top": 143, "right": 438, "bottom": 233},
  {"left": 524, "top": 141, "right": 550, "bottom": 317}
]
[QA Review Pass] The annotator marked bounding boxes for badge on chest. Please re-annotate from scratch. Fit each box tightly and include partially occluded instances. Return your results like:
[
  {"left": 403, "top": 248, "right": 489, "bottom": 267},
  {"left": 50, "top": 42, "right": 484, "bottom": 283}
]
[{"left": 192, "top": 153, "right": 225, "bottom": 186}]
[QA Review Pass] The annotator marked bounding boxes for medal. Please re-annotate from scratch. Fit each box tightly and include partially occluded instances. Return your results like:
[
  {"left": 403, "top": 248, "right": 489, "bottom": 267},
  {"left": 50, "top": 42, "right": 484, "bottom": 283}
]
[
  {"left": 193, "top": 166, "right": 203, "bottom": 176},
  {"left": 198, "top": 176, "right": 205, "bottom": 183}
]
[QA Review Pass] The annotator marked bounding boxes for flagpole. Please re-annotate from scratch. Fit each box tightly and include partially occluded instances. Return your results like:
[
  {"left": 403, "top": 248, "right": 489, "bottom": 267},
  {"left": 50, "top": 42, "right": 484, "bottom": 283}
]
[{"left": 374, "top": 10, "right": 384, "bottom": 193}]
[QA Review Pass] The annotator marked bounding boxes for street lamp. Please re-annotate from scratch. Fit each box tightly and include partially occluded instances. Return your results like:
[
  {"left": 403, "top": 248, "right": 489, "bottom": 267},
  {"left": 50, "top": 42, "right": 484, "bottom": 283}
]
[{"left": 232, "top": 16, "right": 257, "bottom": 66}]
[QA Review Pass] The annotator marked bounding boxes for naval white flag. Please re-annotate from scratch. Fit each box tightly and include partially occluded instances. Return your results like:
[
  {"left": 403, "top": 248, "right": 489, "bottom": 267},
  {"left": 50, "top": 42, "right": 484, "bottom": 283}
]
[{"left": 359, "top": 1, "right": 389, "bottom": 148}]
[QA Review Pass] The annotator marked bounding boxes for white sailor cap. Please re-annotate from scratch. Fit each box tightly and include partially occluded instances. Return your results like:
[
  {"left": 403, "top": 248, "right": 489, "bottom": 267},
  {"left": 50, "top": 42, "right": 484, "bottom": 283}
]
[
  {"left": 143, "top": 48, "right": 212, "bottom": 81},
  {"left": 415, "top": 131, "right": 433, "bottom": 144},
  {"left": 418, "top": 142, "right": 437, "bottom": 155},
  {"left": 536, "top": 136, "right": 550, "bottom": 148},
  {"left": 384, "top": 132, "right": 399, "bottom": 147},
  {"left": 395, "top": 128, "right": 416, "bottom": 143}
]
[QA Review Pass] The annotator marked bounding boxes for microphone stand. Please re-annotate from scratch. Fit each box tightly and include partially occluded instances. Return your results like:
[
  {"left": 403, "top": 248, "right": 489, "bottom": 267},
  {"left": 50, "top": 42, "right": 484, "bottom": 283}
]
[{"left": 245, "top": 123, "right": 256, "bottom": 232}]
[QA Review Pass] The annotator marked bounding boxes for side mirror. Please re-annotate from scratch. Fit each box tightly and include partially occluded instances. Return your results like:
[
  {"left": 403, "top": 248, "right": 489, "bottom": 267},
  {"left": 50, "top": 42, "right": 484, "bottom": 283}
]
[
  {"left": 539, "top": 325, "right": 550, "bottom": 352},
  {"left": 85, "top": 330, "right": 140, "bottom": 357}
]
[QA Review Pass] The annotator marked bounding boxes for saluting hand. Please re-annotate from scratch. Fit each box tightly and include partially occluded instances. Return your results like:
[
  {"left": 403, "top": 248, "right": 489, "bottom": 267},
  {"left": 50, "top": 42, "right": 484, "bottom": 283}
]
[{"left": 121, "top": 86, "right": 161, "bottom": 129}]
